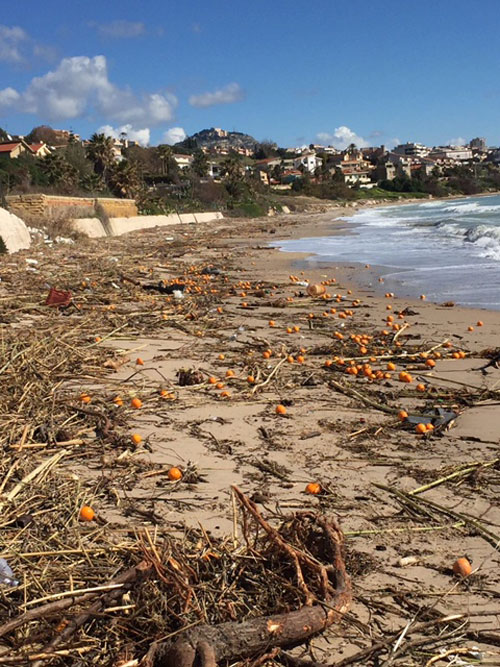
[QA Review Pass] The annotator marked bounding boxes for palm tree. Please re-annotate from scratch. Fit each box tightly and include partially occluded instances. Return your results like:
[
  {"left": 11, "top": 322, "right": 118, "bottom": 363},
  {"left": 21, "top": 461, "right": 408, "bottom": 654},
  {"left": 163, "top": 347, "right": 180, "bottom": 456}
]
[
  {"left": 108, "top": 160, "right": 141, "bottom": 198},
  {"left": 156, "top": 144, "right": 173, "bottom": 176},
  {"left": 86, "top": 133, "right": 116, "bottom": 178}
]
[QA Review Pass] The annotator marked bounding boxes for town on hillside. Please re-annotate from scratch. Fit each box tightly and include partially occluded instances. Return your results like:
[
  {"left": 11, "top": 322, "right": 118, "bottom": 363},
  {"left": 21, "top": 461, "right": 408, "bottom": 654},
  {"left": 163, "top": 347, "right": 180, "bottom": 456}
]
[{"left": 1, "top": 124, "right": 499, "bottom": 215}]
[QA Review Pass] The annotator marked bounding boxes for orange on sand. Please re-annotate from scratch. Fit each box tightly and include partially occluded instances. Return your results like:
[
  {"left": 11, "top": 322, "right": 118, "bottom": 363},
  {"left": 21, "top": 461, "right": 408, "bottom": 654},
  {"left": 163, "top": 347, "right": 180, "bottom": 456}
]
[
  {"left": 415, "top": 423, "right": 427, "bottom": 434},
  {"left": 218, "top": 354, "right": 225, "bottom": 360},
  {"left": 79, "top": 505, "right": 95, "bottom": 522},
  {"left": 80, "top": 393, "right": 91, "bottom": 403},
  {"left": 247, "top": 375, "right": 255, "bottom": 384},
  {"left": 226, "top": 369, "right": 235, "bottom": 377},
  {"left": 275, "top": 404, "right": 287, "bottom": 415},
  {"left": 296, "top": 355, "right": 305, "bottom": 364},
  {"left": 215, "top": 382, "right": 224, "bottom": 390},
  {"left": 113, "top": 396, "right": 123, "bottom": 406},
  {"left": 467, "top": 326, "right": 474, "bottom": 332},
  {"left": 387, "top": 362, "right": 396, "bottom": 371},
  {"left": 269, "top": 320, "right": 276, "bottom": 327},
  {"left": 399, "top": 371, "right": 413, "bottom": 383},
  {"left": 305, "top": 482, "right": 322, "bottom": 495},
  {"left": 477, "top": 320, "right": 483, "bottom": 326},
  {"left": 136, "top": 357, "right": 144, "bottom": 366},
  {"left": 131, "top": 434, "right": 142, "bottom": 445},
  {"left": 416, "top": 383, "right": 426, "bottom": 392},
  {"left": 208, "top": 376, "right": 217, "bottom": 384},
  {"left": 167, "top": 467, "right": 183, "bottom": 481},
  {"left": 220, "top": 390, "right": 231, "bottom": 398},
  {"left": 131, "top": 397, "right": 142, "bottom": 409},
  {"left": 287, "top": 355, "right": 294, "bottom": 363},
  {"left": 425, "top": 358, "right": 436, "bottom": 368},
  {"left": 452, "top": 557, "right": 472, "bottom": 577}
]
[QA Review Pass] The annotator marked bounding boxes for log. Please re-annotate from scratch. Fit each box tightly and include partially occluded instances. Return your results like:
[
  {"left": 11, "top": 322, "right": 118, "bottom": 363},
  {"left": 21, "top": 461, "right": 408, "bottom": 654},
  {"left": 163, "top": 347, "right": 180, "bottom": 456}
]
[{"left": 151, "top": 602, "right": 348, "bottom": 667}]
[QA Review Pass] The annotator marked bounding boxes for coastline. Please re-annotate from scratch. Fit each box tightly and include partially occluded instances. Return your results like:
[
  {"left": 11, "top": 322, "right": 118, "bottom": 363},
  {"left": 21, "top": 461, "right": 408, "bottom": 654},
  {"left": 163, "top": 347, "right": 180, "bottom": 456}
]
[
  {"left": 269, "top": 195, "right": 500, "bottom": 312},
  {"left": 1, "top": 210, "right": 499, "bottom": 663}
]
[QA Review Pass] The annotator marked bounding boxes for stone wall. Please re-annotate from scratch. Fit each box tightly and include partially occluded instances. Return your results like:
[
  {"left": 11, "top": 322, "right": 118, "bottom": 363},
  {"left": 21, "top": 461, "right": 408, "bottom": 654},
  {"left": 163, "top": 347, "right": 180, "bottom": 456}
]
[{"left": 5, "top": 194, "right": 137, "bottom": 221}]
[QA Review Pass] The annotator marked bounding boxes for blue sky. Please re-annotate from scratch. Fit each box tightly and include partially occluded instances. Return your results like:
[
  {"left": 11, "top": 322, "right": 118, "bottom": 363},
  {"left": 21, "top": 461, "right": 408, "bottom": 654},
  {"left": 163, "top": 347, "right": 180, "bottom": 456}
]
[{"left": 1, "top": 0, "right": 499, "bottom": 148}]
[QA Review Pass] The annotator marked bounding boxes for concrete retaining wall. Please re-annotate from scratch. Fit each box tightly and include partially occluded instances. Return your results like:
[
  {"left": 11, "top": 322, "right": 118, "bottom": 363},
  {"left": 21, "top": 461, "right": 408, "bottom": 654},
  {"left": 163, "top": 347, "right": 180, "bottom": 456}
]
[
  {"left": 0, "top": 207, "right": 31, "bottom": 253},
  {"left": 72, "top": 218, "right": 108, "bottom": 238},
  {"left": 72, "top": 211, "right": 224, "bottom": 238}
]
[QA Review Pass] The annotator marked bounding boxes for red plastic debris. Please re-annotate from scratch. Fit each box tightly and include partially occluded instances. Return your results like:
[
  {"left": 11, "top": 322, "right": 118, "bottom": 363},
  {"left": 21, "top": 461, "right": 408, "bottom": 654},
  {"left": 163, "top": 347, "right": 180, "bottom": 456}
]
[{"left": 45, "top": 287, "right": 72, "bottom": 307}]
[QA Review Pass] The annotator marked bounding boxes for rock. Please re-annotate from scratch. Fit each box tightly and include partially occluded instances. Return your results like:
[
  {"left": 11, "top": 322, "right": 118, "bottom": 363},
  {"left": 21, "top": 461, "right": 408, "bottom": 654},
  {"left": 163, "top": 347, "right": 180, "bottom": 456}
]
[{"left": 0, "top": 207, "right": 31, "bottom": 253}]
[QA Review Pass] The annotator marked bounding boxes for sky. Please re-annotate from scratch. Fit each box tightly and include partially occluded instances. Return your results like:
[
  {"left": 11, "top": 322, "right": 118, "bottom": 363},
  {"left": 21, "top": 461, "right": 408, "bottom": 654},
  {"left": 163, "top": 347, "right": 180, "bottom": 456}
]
[{"left": 1, "top": 0, "right": 500, "bottom": 149}]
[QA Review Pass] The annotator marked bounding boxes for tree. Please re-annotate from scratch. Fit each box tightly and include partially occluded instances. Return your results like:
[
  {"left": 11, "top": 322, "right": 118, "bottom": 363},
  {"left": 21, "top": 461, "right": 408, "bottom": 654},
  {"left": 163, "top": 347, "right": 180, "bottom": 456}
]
[
  {"left": 41, "top": 153, "right": 78, "bottom": 192},
  {"left": 86, "top": 133, "right": 116, "bottom": 178},
  {"left": 108, "top": 160, "right": 141, "bottom": 198},
  {"left": 192, "top": 149, "right": 209, "bottom": 177},
  {"left": 156, "top": 144, "right": 173, "bottom": 175},
  {"left": 25, "top": 125, "right": 58, "bottom": 145},
  {"left": 0, "top": 127, "right": 9, "bottom": 142}
]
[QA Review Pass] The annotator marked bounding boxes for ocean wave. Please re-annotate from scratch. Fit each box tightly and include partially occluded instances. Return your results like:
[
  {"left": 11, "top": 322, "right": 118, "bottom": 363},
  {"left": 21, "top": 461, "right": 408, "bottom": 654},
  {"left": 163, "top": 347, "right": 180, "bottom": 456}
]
[
  {"left": 443, "top": 202, "right": 500, "bottom": 214},
  {"left": 464, "top": 224, "right": 500, "bottom": 260}
]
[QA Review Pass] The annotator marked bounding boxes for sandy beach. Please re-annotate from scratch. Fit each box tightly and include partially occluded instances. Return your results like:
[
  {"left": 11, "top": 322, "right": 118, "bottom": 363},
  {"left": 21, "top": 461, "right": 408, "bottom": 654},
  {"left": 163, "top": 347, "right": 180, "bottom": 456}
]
[{"left": 1, "top": 205, "right": 499, "bottom": 665}]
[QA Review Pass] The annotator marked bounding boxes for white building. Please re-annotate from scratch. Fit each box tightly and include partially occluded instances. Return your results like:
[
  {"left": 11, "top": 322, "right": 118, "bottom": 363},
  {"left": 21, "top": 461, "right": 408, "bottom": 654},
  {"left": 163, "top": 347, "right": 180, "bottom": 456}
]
[
  {"left": 293, "top": 153, "right": 323, "bottom": 173},
  {"left": 393, "top": 142, "right": 429, "bottom": 157}
]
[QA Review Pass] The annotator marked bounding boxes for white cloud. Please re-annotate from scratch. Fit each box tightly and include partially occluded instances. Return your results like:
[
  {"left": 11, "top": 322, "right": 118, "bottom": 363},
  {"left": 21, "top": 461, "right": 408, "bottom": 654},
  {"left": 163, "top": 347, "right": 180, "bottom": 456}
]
[
  {"left": 93, "top": 20, "right": 146, "bottom": 38},
  {"left": 0, "top": 25, "right": 28, "bottom": 63},
  {"left": 316, "top": 126, "right": 369, "bottom": 150},
  {"left": 0, "top": 55, "right": 177, "bottom": 125},
  {"left": 98, "top": 123, "right": 150, "bottom": 146},
  {"left": 162, "top": 127, "right": 187, "bottom": 145},
  {"left": 448, "top": 136, "right": 466, "bottom": 147},
  {"left": 189, "top": 82, "right": 244, "bottom": 108}
]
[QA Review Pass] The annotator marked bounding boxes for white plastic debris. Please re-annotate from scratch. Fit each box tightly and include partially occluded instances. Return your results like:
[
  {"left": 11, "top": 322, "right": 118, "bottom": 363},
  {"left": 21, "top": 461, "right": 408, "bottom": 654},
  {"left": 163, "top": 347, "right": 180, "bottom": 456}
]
[{"left": 0, "top": 558, "right": 19, "bottom": 587}]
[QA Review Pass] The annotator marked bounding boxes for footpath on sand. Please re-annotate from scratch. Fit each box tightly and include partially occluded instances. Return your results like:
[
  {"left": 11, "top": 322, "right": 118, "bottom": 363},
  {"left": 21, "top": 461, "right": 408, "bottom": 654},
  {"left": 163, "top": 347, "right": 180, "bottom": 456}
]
[{"left": 0, "top": 210, "right": 499, "bottom": 666}]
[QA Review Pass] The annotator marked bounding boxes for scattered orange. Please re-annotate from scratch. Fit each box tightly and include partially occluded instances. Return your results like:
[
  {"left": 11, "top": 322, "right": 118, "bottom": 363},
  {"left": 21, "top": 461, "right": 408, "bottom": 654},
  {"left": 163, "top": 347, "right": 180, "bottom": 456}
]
[
  {"left": 416, "top": 383, "right": 426, "bottom": 392},
  {"left": 226, "top": 369, "right": 235, "bottom": 377},
  {"left": 79, "top": 505, "right": 95, "bottom": 522},
  {"left": 208, "top": 376, "right": 217, "bottom": 384},
  {"left": 415, "top": 423, "right": 427, "bottom": 434},
  {"left": 452, "top": 557, "right": 472, "bottom": 577},
  {"left": 131, "top": 397, "right": 142, "bottom": 409},
  {"left": 247, "top": 375, "right": 255, "bottom": 384},
  {"left": 425, "top": 359, "right": 436, "bottom": 368},
  {"left": 275, "top": 404, "right": 287, "bottom": 415},
  {"left": 387, "top": 362, "right": 396, "bottom": 371},
  {"left": 113, "top": 396, "right": 123, "bottom": 406},
  {"left": 80, "top": 393, "right": 91, "bottom": 403},
  {"left": 131, "top": 434, "right": 142, "bottom": 445},
  {"left": 136, "top": 357, "right": 144, "bottom": 366},
  {"left": 305, "top": 482, "right": 322, "bottom": 495},
  {"left": 477, "top": 320, "right": 483, "bottom": 327},
  {"left": 167, "top": 467, "right": 183, "bottom": 481}
]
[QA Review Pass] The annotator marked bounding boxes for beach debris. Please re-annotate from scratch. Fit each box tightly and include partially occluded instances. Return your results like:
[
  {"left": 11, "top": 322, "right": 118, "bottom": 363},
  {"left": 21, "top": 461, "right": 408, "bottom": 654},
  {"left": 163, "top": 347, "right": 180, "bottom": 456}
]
[
  {"left": 177, "top": 369, "right": 204, "bottom": 386},
  {"left": 305, "top": 482, "right": 322, "bottom": 495},
  {"left": 0, "top": 559, "right": 19, "bottom": 587},
  {"left": 79, "top": 505, "right": 96, "bottom": 522},
  {"left": 307, "top": 283, "right": 326, "bottom": 297},
  {"left": 44, "top": 286, "right": 72, "bottom": 307}
]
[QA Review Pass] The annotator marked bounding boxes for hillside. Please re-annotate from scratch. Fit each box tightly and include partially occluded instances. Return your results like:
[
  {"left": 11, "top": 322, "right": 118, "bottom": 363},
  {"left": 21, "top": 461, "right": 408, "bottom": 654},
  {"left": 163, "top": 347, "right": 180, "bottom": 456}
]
[{"left": 176, "top": 127, "right": 259, "bottom": 151}]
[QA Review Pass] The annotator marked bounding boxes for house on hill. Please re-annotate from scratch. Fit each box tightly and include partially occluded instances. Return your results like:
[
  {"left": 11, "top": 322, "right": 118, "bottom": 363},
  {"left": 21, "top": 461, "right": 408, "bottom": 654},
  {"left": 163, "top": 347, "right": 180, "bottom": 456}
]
[{"left": 0, "top": 140, "right": 52, "bottom": 159}]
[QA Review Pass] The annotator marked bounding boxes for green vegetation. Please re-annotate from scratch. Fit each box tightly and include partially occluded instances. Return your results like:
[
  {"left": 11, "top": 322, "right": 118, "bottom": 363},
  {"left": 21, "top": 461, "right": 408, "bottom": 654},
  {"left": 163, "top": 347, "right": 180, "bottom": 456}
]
[
  {"left": 1, "top": 125, "right": 500, "bottom": 217},
  {"left": 0, "top": 235, "right": 7, "bottom": 254}
]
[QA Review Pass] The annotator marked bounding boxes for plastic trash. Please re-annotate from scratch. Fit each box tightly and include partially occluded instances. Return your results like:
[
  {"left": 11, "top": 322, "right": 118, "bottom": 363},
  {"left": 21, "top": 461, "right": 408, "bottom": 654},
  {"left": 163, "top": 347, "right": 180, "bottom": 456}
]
[
  {"left": 45, "top": 287, "right": 72, "bottom": 307},
  {"left": 0, "top": 558, "right": 19, "bottom": 587}
]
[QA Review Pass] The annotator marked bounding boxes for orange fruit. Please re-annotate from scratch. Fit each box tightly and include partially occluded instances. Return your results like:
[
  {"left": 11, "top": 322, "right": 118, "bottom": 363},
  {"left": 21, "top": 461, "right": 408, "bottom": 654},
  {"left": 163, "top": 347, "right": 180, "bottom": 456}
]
[
  {"left": 113, "top": 396, "right": 123, "bottom": 406},
  {"left": 296, "top": 355, "right": 305, "bottom": 364},
  {"left": 416, "top": 383, "right": 426, "bottom": 392},
  {"left": 226, "top": 369, "right": 235, "bottom": 377},
  {"left": 425, "top": 359, "right": 436, "bottom": 368},
  {"left": 269, "top": 320, "right": 276, "bottom": 327},
  {"left": 287, "top": 355, "right": 294, "bottom": 363},
  {"left": 477, "top": 320, "right": 483, "bottom": 327},
  {"left": 218, "top": 354, "right": 225, "bottom": 360},
  {"left": 387, "top": 362, "right": 396, "bottom": 371},
  {"left": 208, "top": 376, "right": 217, "bottom": 384},
  {"left": 215, "top": 382, "right": 224, "bottom": 389},
  {"left": 136, "top": 357, "right": 144, "bottom": 366},
  {"left": 131, "top": 397, "right": 142, "bottom": 409},
  {"left": 79, "top": 505, "right": 95, "bottom": 522},
  {"left": 220, "top": 390, "right": 231, "bottom": 398},
  {"left": 452, "top": 557, "right": 472, "bottom": 577},
  {"left": 415, "top": 423, "right": 427, "bottom": 434},
  {"left": 80, "top": 393, "right": 91, "bottom": 404},
  {"left": 275, "top": 404, "right": 287, "bottom": 415},
  {"left": 305, "top": 482, "right": 322, "bottom": 495},
  {"left": 168, "top": 467, "right": 183, "bottom": 481},
  {"left": 131, "top": 434, "right": 142, "bottom": 445}
]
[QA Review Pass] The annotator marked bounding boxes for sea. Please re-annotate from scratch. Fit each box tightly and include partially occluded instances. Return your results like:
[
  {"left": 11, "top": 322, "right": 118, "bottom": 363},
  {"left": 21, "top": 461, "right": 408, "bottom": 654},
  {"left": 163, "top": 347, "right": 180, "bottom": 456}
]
[{"left": 273, "top": 194, "right": 500, "bottom": 310}]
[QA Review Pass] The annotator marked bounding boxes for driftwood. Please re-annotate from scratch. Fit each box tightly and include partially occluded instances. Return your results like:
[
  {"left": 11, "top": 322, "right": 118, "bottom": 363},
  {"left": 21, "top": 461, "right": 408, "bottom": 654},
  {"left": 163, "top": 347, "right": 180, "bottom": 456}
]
[{"left": 145, "top": 488, "right": 351, "bottom": 667}]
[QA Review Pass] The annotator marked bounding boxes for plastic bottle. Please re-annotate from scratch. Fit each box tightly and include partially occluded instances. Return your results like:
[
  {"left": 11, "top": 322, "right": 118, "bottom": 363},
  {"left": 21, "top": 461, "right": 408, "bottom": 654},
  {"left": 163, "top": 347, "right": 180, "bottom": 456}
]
[{"left": 0, "top": 558, "right": 19, "bottom": 587}]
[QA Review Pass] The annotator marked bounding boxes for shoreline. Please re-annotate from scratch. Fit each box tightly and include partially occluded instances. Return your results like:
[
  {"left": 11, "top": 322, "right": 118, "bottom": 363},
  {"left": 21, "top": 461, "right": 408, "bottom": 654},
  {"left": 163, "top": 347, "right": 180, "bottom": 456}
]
[{"left": 269, "top": 193, "right": 500, "bottom": 312}]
